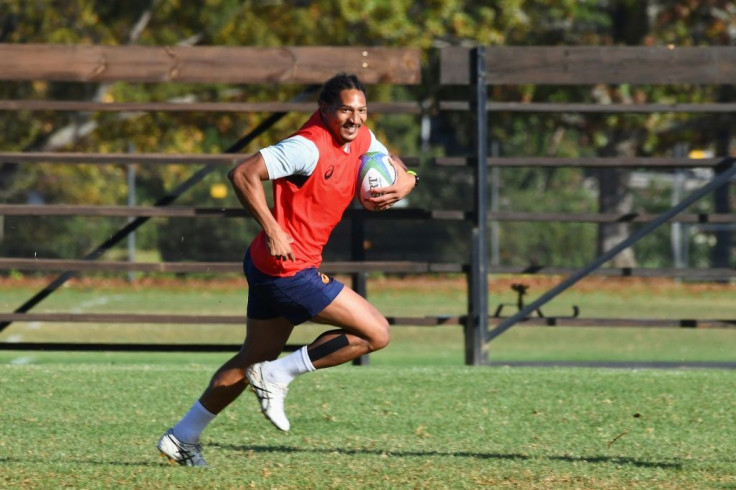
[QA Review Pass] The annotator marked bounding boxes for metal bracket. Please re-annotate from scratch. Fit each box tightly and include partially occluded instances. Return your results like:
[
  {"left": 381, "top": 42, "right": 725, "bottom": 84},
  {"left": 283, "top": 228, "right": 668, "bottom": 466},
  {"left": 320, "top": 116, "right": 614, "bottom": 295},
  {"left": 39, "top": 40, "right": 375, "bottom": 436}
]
[{"left": 493, "top": 283, "right": 579, "bottom": 319}]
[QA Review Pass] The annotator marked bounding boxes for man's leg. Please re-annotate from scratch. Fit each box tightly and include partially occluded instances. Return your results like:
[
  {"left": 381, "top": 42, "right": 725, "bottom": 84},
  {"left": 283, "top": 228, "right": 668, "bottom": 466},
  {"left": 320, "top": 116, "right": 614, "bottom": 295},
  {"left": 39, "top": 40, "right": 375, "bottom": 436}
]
[
  {"left": 307, "top": 286, "right": 390, "bottom": 367},
  {"left": 256, "top": 286, "right": 388, "bottom": 376},
  {"left": 159, "top": 316, "right": 293, "bottom": 465},
  {"left": 198, "top": 316, "right": 294, "bottom": 414},
  {"left": 247, "top": 286, "right": 389, "bottom": 430}
]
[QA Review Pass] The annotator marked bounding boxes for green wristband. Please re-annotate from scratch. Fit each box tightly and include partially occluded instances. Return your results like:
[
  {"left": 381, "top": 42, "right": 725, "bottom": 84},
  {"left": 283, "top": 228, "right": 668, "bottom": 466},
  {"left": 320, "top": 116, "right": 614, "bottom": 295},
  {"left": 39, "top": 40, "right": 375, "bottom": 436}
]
[{"left": 407, "top": 170, "right": 419, "bottom": 186}]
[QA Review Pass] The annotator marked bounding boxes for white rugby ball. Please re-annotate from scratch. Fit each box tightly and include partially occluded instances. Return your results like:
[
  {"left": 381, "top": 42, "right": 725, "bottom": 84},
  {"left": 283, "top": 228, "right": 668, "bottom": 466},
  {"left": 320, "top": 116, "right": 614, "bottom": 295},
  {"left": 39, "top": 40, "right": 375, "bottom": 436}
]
[{"left": 357, "top": 151, "right": 396, "bottom": 211}]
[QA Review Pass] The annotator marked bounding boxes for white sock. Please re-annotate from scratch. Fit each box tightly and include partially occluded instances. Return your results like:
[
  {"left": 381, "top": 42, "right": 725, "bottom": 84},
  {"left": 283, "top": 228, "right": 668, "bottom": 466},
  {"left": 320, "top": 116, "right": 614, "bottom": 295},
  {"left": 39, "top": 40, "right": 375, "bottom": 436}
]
[
  {"left": 172, "top": 400, "right": 216, "bottom": 444},
  {"left": 265, "top": 346, "right": 316, "bottom": 385}
]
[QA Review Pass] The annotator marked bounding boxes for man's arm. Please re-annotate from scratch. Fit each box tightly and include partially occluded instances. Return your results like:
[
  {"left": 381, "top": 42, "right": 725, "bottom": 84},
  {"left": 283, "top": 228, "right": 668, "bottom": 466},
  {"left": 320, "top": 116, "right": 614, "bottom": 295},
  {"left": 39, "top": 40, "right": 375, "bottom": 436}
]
[{"left": 227, "top": 152, "right": 295, "bottom": 262}]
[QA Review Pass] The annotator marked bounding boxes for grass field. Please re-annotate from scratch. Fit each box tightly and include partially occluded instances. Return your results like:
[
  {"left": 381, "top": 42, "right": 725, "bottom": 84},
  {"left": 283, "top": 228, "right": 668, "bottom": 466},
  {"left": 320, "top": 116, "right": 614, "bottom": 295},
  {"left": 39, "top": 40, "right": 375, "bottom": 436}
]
[
  {"left": 2, "top": 363, "right": 735, "bottom": 488},
  {"left": 1, "top": 275, "right": 735, "bottom": 488}
]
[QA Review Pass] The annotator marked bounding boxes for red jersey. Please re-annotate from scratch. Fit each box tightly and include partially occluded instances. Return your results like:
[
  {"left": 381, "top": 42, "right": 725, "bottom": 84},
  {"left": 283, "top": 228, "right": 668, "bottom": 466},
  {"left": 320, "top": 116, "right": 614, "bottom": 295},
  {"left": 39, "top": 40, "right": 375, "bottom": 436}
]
[{"left": 249, "top": 111, "right": 372, "bottom": 276}]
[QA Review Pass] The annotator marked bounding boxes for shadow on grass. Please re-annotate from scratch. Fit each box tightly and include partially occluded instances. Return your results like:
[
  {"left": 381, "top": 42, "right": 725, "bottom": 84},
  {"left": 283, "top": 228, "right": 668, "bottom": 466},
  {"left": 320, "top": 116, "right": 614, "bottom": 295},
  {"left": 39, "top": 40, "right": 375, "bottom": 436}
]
[
  {"left": 0, "top": 457, "right": 164, "bottom": 468},
  {"left": 211, "top": 444, "right": 683, "bottom": 470}
]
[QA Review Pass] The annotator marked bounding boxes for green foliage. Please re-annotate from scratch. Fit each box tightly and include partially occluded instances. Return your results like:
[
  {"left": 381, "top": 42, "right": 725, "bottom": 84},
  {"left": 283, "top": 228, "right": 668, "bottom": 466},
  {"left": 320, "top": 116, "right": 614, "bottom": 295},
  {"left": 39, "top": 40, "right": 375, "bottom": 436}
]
[{"left": 1, "top": 216, "right": 124, "bottom": 259}]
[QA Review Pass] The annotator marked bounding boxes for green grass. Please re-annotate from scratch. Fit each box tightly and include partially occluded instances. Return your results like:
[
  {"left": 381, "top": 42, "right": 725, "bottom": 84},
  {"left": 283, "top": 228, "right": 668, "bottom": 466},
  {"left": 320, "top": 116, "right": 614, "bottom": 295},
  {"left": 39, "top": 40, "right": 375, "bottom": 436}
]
[
  {"left": 1, "top": 275, "right": 734, "bottom": 364},
  {"left": 1, "top": 276, "right": 734, "bottom": 487},
  {"left": 1, "top": 363, "right": 734, "bottom": 488}
]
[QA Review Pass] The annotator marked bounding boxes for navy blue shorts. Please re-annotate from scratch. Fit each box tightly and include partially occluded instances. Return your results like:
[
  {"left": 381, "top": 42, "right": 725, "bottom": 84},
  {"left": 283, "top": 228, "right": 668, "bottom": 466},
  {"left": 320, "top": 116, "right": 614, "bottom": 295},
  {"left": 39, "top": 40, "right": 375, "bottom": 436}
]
[{"left": 243, "top": 248, "right": 344, "bottom": 325}]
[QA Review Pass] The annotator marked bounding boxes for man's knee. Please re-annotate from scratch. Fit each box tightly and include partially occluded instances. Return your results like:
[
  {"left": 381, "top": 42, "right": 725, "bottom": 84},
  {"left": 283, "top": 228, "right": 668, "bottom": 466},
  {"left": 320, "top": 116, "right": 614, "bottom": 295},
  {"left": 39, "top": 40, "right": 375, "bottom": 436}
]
[{"left": 368, "top": 317, "right": 390, "bottom": 351}]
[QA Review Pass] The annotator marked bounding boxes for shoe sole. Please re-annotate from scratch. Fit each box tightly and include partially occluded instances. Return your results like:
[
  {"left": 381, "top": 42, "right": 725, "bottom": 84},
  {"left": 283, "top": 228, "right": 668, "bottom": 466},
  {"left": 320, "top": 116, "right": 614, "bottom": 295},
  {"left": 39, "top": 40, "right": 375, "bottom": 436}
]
[{"left": 160, "top": 451, "right": 180, "bottom": 466}]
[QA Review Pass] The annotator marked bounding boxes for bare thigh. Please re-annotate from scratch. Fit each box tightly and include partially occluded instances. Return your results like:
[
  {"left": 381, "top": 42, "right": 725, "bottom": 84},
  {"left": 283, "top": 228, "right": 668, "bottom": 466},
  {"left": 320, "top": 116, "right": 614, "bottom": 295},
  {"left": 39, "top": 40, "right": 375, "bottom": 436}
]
[{"left": 312, "top": 286, "right": 389, "bottom": 348}]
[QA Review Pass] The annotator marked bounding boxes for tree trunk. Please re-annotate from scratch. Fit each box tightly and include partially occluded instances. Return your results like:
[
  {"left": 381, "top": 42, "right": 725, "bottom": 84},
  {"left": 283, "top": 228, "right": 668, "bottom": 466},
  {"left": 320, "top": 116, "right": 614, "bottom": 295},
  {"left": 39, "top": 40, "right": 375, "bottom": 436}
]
[
  {"left": 594, "top": 0, "right": 650, "bottom": 268},
  {"left": 596, "top": 138, "right": 637, "bottom": 267}
]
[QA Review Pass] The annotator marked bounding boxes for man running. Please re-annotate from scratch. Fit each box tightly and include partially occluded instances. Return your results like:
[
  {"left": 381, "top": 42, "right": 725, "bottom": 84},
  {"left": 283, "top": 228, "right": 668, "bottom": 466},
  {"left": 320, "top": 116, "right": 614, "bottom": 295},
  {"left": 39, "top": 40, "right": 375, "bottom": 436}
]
[{"left": 158, "top": 73, "right": 418, "bottom": 466}]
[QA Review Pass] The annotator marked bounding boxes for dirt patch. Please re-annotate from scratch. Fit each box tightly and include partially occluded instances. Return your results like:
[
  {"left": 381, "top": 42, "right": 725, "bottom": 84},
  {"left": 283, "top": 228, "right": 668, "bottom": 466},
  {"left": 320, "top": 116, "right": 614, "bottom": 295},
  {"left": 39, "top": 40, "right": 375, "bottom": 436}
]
[{"left": 0, "top": 273, "right": 732, "bottom": 296}]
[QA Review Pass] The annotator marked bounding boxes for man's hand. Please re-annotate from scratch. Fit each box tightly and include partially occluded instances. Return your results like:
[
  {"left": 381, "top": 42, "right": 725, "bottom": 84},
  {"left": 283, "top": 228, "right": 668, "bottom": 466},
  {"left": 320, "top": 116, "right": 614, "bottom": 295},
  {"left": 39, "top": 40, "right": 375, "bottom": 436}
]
[
  {"left": 266, "top": 227, "right": 295, "bottom": 262},
  {"left": 366, "top": 155, "right": 416, "bottom": 211},
  {"left": 229, "top": 153, "right": 296, "bottom": 261}
]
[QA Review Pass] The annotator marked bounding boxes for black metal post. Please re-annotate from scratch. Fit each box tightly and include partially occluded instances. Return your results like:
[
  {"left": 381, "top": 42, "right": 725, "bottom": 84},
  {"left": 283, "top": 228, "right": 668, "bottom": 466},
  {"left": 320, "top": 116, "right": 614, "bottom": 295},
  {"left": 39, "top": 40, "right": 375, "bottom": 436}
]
[
  {"left": 712, "top": 130, "right": 733, "bottom": 271},
  {"left": 351, "top": 202, "right": 369, "bottom": 366},
  {"left": 465, "top": 47, "right": 489, "bottom": 365}
]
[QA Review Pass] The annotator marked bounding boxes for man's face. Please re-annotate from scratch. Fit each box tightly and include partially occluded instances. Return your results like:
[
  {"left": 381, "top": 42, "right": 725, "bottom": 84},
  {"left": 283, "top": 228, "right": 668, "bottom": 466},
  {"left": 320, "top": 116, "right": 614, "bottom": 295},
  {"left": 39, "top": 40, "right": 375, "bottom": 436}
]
[{"left": 320, "top": 89, "right": 367, "bottom": 147}]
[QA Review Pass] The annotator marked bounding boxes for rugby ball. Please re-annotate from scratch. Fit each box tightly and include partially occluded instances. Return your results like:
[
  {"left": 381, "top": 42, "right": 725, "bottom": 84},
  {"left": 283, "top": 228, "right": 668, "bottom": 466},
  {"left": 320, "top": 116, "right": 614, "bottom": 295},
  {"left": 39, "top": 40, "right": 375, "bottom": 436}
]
[{"left": 357, "top": 151, "right": 396, "bottom": 211}]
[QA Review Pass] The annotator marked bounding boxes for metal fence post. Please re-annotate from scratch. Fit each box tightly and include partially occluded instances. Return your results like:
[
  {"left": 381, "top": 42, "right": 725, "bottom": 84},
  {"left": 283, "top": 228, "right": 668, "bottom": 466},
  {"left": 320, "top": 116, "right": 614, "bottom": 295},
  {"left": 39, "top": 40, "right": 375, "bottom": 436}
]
[
  {"left": 351, "top": 202, "right": 370, "bottom": 366},
  {"left": 465, "top": 46, "right": 489, "bottom": 366}
]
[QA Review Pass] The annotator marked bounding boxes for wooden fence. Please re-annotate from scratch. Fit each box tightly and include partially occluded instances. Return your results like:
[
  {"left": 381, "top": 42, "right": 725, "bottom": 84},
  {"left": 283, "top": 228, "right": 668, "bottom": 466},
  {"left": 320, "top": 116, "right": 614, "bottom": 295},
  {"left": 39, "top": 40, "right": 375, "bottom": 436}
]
[
  {"left": 438, "top": 46, "right": 735, "bottom": 359},
  {"left": 1, "top": 45, "right": 735, "bottom": 365}
]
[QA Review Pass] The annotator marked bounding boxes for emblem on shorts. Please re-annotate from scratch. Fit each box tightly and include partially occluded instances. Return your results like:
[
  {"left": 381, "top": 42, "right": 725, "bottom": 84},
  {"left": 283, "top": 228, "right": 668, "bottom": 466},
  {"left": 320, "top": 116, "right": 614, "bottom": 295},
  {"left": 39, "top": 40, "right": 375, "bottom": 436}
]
[
  {"left": 319, "top": 272, "right": 330, "bottom": 284},
  {"left": 324, "top": 165, "right": 335, "bottom": 180}
]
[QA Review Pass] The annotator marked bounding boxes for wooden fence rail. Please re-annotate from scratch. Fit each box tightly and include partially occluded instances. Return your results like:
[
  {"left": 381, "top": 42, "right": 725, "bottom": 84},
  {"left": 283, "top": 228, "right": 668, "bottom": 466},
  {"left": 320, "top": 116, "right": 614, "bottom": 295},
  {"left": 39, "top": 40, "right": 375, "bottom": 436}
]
[
  {"left": 0, "top": 152, "right": 422, "bottom": 167},
  {"left": 0, "top": 204, "right": 466, "bottom": 220},
  {"left": 0, "top": 258, "right": 462, "bottom": 274},
  {"left": 0, "top": 313, "right": 731, "bottom": 330},
  {"left": 440, "top": 46, "right": 736, "bottom": 85},
  {"left": 0, "top": 100, "right": 422, "bottom": 114},
  {"left": 440, "top": 101, "right": 736, "bottom": 113},
  {"left": 434, "top": 157, "right": 729, "bottom": 168},
  {"left": 0, "top": 44, "right": 422, "bottom": 84},
  {"left": 1, "top": 204, "right": 733, "bottom": 225},
  {"left": 1, "top": 152, "right": 727, "bottom": 168}
]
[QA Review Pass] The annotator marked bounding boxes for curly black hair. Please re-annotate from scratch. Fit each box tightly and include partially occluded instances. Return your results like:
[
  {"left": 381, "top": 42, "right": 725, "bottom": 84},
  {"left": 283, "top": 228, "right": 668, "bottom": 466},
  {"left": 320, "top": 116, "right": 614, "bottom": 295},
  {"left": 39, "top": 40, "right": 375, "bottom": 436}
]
[{"left": 318, "top": 73, "right": 366, "bottom": 108}]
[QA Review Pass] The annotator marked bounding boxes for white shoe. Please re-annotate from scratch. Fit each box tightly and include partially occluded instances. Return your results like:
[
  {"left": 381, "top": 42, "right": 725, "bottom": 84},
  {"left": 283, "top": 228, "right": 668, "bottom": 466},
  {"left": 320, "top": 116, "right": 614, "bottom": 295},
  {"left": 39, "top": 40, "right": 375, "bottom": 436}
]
[
  {"left": 157, "top": 428, "right": 207, "bottom": 467},
  {"left": 246, "top": 361, "right": 291, "bottom": 431}
]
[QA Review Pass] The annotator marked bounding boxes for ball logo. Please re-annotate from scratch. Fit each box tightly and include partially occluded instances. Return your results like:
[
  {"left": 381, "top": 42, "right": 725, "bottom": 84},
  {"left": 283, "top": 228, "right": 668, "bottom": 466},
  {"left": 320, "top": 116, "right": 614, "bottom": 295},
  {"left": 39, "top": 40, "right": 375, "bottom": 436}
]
[
  {"left": 368, "top": 175, "right": 381, "bottom": 195},
  {"left": 324, "top": 165, "right": 335, "bottom": 180}
]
